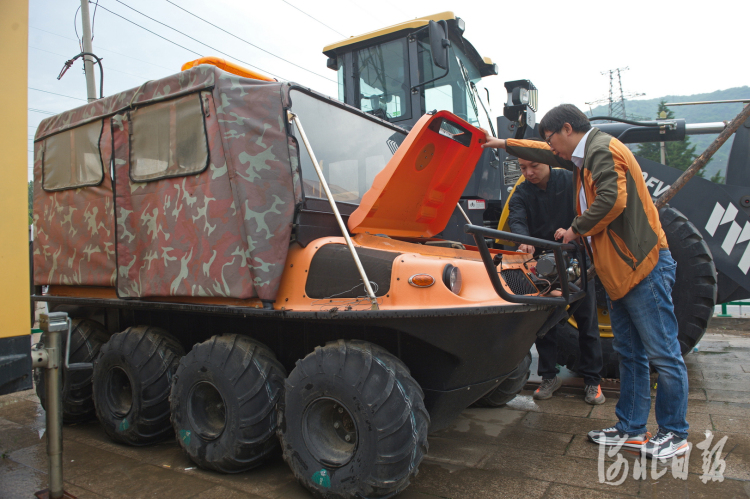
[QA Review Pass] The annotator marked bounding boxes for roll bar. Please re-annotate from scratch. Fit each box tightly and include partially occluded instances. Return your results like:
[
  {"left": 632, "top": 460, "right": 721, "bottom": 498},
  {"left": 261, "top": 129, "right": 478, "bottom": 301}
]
[{"left": 464, "top": 224, "right": 588, "bottom": 306}]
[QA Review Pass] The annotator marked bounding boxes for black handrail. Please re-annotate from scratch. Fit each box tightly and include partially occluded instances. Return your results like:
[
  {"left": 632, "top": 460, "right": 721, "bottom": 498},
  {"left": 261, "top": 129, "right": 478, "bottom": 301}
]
[{"left": 464, "top": 224, "right": 588, "bottom": 306}]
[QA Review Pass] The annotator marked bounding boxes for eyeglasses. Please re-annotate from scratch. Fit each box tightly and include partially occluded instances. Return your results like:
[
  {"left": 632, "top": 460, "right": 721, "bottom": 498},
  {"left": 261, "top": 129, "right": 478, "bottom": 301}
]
[{"left": 544, "top": 130, "right": 558, "bottom": 145}]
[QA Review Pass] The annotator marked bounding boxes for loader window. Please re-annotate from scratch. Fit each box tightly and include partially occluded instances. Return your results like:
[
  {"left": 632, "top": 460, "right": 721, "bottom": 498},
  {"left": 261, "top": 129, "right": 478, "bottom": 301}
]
[
  {"left": 289, "top": 88, "right": 407, "bottom": 204},
  {"left": 417, "top": 34, "right": 492, "bottom": 132},
  {"left": 42, "top": 119, "right": 104, "bottom": 191},
  {"left": 356, "top": 38, "right": 410, "bottom": 122},
  {"left": 129, "top": 92, "right": 209, "bottom": 182}
]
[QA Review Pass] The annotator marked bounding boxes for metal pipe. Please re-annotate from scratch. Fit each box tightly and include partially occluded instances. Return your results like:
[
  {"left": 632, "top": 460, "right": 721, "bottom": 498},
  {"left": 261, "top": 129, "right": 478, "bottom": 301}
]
[
  {"left": 665, "top": 99, "right": 750, "bottom": 106},
  {"left": 288, "top": 111, "right": 379, "bottom": 310},
  {"left": 41, "top": 315, "right": 65, "bottom": 499},
  {"left": 685, "top": 122, "right": 728, "bottom": 135},
  {"left": 79, "top": 0, "right": 97, "bottom": 102}
]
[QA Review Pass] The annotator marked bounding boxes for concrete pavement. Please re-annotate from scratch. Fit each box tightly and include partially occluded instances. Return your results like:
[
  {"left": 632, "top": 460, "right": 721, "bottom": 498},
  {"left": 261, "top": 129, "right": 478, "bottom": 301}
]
[{"left": 2, "top": 327, "right": 749, "bottom": 498}]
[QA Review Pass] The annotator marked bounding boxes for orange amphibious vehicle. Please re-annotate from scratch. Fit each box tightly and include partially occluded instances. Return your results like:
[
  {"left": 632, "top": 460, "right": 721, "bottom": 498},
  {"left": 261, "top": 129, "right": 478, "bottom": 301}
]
[{"left": 32, "top": 66, "right": 585, "bottom": 499}]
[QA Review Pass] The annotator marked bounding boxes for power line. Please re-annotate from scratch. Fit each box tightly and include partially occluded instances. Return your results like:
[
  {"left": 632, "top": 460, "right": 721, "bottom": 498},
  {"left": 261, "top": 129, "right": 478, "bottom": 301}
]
[
  {"left": 29, "top": 87, "right": 87, "bottom": 101},
  {"left": 29, "top": 45, "right": 151, "bottom": 80},
  {"left": 100, "top": 1, "right": 284, "bottom": 80},
  {"left": 30, "top": 26, "right": 174, "bottom": 71},
  {"left": 29, "top": 108, "right": 57, "bottom": 115},
  {"left": 162, "top": 0, "right": 336, "bottom": 83},
  {"left": 280, "top": 0, "right": 347, "bottom": 38},
  {"left": 93, "top": 4, "right": 203, "bottom": 58}
]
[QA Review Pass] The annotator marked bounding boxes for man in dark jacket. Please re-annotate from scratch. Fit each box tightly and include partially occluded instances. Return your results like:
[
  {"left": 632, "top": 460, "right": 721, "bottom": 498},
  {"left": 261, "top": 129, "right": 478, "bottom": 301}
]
[{"left": 507, "top": 158, "right": 604, "bottom": 405}]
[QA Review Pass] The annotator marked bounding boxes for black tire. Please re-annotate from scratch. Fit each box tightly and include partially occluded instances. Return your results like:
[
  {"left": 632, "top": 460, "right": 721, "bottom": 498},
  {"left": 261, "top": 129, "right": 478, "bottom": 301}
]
[
  {"left": 34, "top": 318, "right": 109, "bottom": 423},
  {"left": 92, "top": 326, "right": 184, "bottom": 446},
  {"left": 170, "top": 335, "right": 287, "bottom": 473},
  {"left": 556, "top": 206, "right": 717, "bottom": 378},
  {"left": 660, "top": 206, "right": 717, "bottom": 354},
  {"left": 473, "top": 352, "right": 532, "bottom": 407},
  {"left": 278, "top": 340, "right": 430, "bottom": 499}
]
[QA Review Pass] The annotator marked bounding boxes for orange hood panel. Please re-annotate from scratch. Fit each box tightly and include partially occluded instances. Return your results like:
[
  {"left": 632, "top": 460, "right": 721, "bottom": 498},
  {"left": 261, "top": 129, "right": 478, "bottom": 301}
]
[{"left": 348, "top": 111, "right": 486, "bottom": 238}]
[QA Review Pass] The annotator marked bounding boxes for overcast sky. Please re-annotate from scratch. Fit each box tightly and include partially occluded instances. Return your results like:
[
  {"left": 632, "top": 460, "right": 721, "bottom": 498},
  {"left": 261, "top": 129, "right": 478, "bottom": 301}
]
[{"left": 27, "top": 0, "right": 749, "bottom": 179}]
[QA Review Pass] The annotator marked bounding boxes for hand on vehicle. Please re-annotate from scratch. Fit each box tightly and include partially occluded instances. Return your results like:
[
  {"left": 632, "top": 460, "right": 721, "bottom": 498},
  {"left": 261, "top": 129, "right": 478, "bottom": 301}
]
[
  {"left": 478, "top": 128, "right": 506, "bottom": 150},
  {"left": 517, "top": 244, "right": 535, "bottom": 254},
  {"left": 555, "top": 227, "right": 578, "bottom": 244}
]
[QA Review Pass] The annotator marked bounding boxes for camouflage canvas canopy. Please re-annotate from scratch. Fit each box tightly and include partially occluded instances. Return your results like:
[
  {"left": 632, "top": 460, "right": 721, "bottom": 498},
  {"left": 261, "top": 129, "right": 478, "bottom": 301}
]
[{"left": 33, "top": 65, "right": 301, "bottom": 302}]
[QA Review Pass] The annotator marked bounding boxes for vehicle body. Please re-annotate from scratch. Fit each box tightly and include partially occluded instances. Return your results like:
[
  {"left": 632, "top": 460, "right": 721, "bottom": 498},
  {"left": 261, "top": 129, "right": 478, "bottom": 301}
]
[{"left": 31, "top": 63, "right": 585, "bottom": 497}]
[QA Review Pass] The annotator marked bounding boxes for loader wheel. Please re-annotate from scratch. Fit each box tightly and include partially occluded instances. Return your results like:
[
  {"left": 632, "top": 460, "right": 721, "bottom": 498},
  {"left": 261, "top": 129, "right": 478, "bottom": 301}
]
[
  {"left": 556, "top": 206, "right": 717, "bottom": 378},
  {"left": 92, "top": 326, "right": 184, "bottom": 446},
  {"left": 473, "top": 352, "right": 531, "bottom": 407},
  {"left": 170, "top": 335, "right": 287, "bottom": 473},
  {"left": 34, "top": 318, "right": 109, "bottom": 423},
  {"left": 278, "top": 340, "right": 430, "bottom": 499}
]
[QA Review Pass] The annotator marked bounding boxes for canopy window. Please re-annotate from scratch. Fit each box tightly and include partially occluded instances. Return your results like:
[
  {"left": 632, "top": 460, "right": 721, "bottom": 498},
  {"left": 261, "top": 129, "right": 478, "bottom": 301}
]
[
  {"left": 42, "top": 120, "right": 104, "bottom": 191},
  {"left": 130, "top": 92, "right": 210, "bottom": 182}
]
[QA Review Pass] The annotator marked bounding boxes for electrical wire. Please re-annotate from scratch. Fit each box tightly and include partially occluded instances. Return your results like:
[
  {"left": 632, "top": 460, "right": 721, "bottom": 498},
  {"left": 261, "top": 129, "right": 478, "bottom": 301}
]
[
  {"left": 162, "top": 0, "right": 336, "bottom": 83},
  {"left": 28, "top": 108, "right": 57, "bottom": 115},
  {"left": 30, "top": 27, "right": 174, "bottom": 71},
  {"left": 91, "top": 0, "right": 99, "bottom": 40},
  {"left": 98, "top": 2, "right": 286, "bottom": 80},
  {"left": 93, "top": 3, "right": 203, "bottom": 57},
  {"left": 29, "top": 87, "right": 87, "bottom": 101},
  {"left": 280, "top": 0, "right": 346, "bottom": 38},
  {"left": 30, "top": 45, "right": 151, "bottom": 80},
  {"left": 74, "top": 5, "right": 82, "bottom": 49}
]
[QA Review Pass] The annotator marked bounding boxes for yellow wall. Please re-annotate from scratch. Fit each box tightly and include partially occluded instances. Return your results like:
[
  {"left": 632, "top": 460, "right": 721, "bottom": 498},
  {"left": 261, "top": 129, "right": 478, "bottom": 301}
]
[{"left": 0, "top": 0, "right": 30, "bottom": 339}]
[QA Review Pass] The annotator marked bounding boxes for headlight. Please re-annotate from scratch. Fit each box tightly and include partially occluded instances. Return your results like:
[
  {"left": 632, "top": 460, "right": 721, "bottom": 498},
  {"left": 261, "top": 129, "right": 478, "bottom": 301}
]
[{"left": 443, "top": 264, "right": 462, "bottom": 294}]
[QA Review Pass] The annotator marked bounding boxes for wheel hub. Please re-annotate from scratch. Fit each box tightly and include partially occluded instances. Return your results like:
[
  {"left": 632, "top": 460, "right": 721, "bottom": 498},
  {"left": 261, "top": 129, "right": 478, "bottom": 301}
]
[
  {"left": 188, "top": 381, "right": 227, "bottom": 441},
  {"left": 106, "top": 366, "right": 133, "bottom": 417},
  {"left": 302, "top": 398, "right": 358, "bottom": 467}
]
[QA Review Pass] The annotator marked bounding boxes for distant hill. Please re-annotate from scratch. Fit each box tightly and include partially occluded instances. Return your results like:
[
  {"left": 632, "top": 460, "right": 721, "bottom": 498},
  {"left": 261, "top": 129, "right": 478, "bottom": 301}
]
[{"left": 587, "top": 87, "right": 750, "bottom": 179}]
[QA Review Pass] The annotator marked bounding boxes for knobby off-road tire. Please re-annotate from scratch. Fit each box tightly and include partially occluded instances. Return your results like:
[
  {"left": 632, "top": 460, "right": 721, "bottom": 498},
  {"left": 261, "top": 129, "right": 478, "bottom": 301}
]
[
  {"left": 170, "top": 335, "right": 287, "bottom": 473},
  {"left": 473, "top": 352, "right": 531, "bottom": 407},
  {"left": 35, "top": 318, "right": 109, "bottom": 423},
  {"left": 92, "top": 326, "right": 184, "bottom": 446},
  {"left": 556, "top": 206, "right": 717, "bottom": 378},
  {"left": 278, "top": 340, "right": 430, "bottom": 499}
]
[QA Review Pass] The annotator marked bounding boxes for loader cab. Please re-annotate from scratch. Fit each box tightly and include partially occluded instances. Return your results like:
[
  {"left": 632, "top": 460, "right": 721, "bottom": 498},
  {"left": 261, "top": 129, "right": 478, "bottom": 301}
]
[
  {"left": 323, "top": 12, "right": 498, "bottom": 132},
  {"left": 324, "top": 13, "right": 508, "bottom": 246}
]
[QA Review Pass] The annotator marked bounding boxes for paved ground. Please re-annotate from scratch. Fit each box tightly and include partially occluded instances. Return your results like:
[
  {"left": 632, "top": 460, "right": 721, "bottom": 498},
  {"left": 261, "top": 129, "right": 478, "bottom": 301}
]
[{"left": 2, "top": 326, "right": 749, "bottom": 499}]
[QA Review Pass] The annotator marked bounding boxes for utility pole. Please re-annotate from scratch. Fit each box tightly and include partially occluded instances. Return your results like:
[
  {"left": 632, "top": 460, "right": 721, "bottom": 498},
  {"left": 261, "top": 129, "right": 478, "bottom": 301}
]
[{"left": 79, "top": 0, "right": 97, "bottom": 102}]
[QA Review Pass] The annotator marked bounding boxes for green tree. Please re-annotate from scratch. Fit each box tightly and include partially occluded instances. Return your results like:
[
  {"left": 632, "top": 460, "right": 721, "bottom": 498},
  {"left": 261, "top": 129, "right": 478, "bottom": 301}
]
[{"left": 634, "top": 100, "right": 705, "bottom": 177}]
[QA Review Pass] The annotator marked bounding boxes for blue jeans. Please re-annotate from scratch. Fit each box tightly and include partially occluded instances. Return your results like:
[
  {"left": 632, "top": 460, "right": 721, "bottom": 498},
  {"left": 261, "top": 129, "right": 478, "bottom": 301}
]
[{"left": 607, "top": 249, "right": 689, "bottom": 439}]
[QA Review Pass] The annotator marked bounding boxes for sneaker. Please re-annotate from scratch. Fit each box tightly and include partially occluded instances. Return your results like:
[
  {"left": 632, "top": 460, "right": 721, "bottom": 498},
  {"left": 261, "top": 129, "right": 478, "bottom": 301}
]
[
  {"left": 642, "top": 431, "right": 689, "bottom": 459},
  {"left": 533, "top": 376, "right": 562, "bottom": 400},
  {"left": 588, "top": 426, "right": 652, "bottom": 448},
  {"left": 584, "top": 384, "right": 606, "bottom": 405}
]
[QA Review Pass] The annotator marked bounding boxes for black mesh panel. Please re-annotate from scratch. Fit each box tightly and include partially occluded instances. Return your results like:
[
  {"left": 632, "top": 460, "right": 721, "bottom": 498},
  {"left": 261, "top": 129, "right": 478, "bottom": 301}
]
[
  {"left": 306, "top": 244, "right": 399, "bottom": 298},
  {"left": 500, "top": 269, "right": 538, "bottom": 295}
]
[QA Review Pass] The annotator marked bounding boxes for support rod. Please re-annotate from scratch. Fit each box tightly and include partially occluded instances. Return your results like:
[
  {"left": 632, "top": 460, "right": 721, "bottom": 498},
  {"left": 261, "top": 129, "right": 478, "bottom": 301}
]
[
  {"left": 288, "top": 111, "right": 379, "bottom": 310},
  {"left": 665, "top": 99, "right": 750, "bottom": 106}
]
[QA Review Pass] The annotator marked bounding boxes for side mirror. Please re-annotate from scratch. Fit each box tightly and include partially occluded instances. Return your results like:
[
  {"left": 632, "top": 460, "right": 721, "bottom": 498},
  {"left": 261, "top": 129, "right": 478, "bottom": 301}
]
[{"left": 428, "top": 20, "right": 450, "bottom": 70}]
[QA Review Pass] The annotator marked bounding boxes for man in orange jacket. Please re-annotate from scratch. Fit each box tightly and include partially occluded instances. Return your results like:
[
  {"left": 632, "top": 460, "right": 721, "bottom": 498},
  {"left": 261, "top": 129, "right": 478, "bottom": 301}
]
[{"left": 481, "top": 104, "right": 689, "bottom": 460}]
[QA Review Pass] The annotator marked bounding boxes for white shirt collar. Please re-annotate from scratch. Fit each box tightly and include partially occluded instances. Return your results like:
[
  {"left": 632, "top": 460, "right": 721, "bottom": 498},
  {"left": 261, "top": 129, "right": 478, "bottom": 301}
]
[{"left": 571, "top": 128, "right": 594, "bottom": 169}]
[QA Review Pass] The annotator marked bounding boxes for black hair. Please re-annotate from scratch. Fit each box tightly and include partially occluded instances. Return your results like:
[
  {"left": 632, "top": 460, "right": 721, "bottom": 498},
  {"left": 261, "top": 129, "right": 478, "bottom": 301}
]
[{"left": 538, "top": 104, "right": 592, "bottom": 138}]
